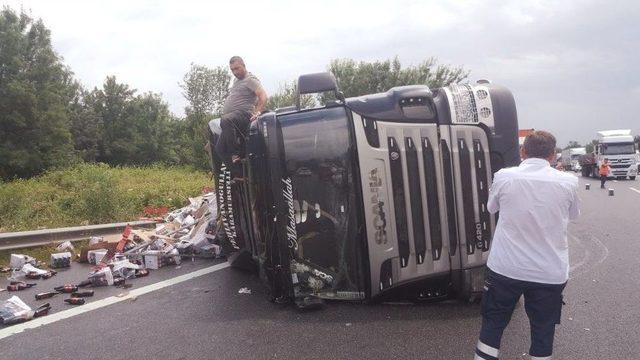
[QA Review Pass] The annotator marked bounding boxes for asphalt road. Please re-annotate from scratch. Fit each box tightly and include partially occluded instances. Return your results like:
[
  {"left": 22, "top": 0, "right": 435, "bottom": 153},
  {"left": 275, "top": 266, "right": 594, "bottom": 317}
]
[{"left": 1, "top": 174, "right": 639, "bottom": 360}]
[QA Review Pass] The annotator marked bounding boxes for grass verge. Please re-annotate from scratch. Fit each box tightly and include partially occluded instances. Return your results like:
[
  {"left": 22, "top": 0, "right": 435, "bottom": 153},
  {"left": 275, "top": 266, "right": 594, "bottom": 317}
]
[{"left": 0, "top": 163, "right": 212, "bottom": 233}]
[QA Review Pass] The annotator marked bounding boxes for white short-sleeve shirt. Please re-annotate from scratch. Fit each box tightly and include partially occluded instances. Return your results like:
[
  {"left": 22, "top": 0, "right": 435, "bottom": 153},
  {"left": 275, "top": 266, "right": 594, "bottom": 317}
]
[{"left": 487, "top": 158, "right": 580, "bottom": 284}]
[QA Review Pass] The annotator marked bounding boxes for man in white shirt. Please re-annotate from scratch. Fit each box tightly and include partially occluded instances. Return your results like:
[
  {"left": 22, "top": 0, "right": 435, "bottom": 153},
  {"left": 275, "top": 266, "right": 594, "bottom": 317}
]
[{"left": 474, "top": 131, "right": 580, "bottom": 360}]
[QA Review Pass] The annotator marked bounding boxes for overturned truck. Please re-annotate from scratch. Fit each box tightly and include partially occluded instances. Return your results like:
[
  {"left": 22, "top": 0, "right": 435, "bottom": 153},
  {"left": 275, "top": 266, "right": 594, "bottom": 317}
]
[{"left": 208, "top": 73, "right": 519, "bottom": 308}]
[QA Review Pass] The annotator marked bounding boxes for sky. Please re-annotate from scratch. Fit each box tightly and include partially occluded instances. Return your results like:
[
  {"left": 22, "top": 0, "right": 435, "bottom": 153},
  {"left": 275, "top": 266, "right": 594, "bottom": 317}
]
[{"left": 3, "top": 0, "right": 639, "bottom": 147}]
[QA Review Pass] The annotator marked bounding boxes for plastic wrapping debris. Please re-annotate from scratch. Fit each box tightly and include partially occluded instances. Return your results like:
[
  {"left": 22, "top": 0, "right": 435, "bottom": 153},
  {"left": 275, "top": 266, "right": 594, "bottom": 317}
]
[
  {"left": 89, "top": 267, "right": 114, "bottom": 287},
  {"left": 166, "top": 248, "right": 181, "bottom": 265},
  {"left": 88, "top": 249, "right": 108, "bottom": 265},
  {"left": 111, "top": 259, "right": 140, "bottom": 279},
  {"left": 0, "top": 296, "right": 51, "bottom": 325},
  {"left": 55, "top": 240, "right": 75, "bottom": 252},
  {"left": 238, "top": 287, "right": 252, "bottom": 294},
  {"left": 50, "top": 252, "right": 72, "bottom": 268},
  {"left": 10, "top": 254, "right": 36, "bottom": 269},
  {"left": 21, "top": 263, "right": 49, "bottom": 276}
]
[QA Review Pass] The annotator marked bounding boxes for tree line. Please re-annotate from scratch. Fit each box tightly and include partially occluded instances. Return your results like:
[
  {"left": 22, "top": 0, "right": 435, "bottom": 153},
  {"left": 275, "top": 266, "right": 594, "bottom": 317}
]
[{"left": 0, "top": 8, "right": 469, "bottom": 180}]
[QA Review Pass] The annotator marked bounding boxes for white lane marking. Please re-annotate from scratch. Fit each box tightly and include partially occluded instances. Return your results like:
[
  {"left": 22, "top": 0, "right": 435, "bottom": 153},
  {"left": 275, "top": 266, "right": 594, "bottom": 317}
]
[
  {"left": 568, "top": 234, "right": 590, "bottom": 275},
  {"left": 630, "top": 187, "right": 640, "bottom": 195},
  {"left": 0, "top": 262, "right": 230, "bottom": 340},
  {"left": 568, "top": 233, "right": 609, "bottom": 280},
  {"left": 591, "top": 234, "right": 610, "bottom": 266}
]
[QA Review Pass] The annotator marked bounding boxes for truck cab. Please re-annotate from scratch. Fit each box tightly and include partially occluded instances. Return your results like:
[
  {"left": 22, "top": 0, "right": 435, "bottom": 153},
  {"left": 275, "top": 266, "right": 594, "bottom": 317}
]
[
  {"left": 561, "top": 147, "right": 586, "bottom": 172},
  {"left": 594, "top": 130, "right": 637, "bottom": 180},
  {"left": 208, "top": 73, "right": 519, "bottom": 307}
]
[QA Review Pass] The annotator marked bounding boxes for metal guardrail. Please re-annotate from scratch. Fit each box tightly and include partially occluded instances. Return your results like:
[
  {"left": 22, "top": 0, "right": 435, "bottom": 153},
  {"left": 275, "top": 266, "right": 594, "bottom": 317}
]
[{"left": 0, "top": 221, "right": 157, "bottom": 251}]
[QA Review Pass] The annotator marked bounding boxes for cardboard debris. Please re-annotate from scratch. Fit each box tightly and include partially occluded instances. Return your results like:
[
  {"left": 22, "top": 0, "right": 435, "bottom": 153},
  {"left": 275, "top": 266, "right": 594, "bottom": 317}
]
[
  {"left": 55, "top": 240, "right": 75, "bottom": 253},
  {"left": 0, "top": 191, "right": 223, "bottom": 324},
  {"left": 88, "top": 249, "right": 108, "bottom": 265},
  {"left": 50, "top": 252, "right": 72, "bottom": 268},
  {"left": 10, "top": 254, "right": 36, "bottom": 270}
]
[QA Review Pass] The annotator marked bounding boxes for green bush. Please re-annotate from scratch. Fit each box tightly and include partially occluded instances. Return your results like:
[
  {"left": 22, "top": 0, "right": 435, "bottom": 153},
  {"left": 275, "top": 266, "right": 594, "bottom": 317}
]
[{"left": 0, "top": 163, "right": 212, "bottom": 232}]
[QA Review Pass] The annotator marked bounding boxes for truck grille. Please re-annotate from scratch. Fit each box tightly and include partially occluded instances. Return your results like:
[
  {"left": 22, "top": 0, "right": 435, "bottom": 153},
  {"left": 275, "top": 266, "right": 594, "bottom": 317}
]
[
  {"left": 388, "top": 137, "right": 410, "bottom": 268},
  {"left": 422, "top": 138, "right": 442, "bottom": 260},
  {"left": 405, "top": 137, "right": 427, "bottom": 265}
]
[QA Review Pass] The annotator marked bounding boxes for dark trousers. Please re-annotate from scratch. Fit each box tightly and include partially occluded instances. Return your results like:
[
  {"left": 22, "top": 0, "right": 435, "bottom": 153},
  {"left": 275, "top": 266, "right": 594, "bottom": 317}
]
[
  {"left": 475, "top": 269, "right": 566, "bottom": 359},
  {"left": 214, "top": 110, "right": 252, "bottom": 168},
  {"left": 600, "top": 174, "right": 607, "bottom": 188}
]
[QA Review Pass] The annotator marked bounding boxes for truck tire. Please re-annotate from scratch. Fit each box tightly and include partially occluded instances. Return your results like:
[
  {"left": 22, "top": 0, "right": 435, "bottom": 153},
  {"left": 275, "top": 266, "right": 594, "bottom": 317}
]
[{"left": 631, "top": 176, "right": 636, "bottom": 180}]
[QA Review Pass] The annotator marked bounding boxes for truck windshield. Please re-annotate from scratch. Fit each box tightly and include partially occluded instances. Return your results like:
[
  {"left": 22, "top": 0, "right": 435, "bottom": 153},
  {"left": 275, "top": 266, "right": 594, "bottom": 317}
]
[
  {"left": 602, "top": 143, "right": 635, "bottom": 155},
  {"left": 278, "top": 106, "right": 366, "bottom": 300}
]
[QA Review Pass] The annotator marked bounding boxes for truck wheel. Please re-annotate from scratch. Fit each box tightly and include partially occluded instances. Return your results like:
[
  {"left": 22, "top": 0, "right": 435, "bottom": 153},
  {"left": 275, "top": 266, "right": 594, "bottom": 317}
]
[{"left": 631, "top": 176, "right": 636, "bottom": 180}]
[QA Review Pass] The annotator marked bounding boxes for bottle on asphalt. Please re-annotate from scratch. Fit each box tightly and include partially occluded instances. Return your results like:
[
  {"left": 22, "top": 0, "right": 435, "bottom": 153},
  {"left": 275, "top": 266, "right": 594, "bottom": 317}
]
[
  {"left": 35, "top": 291, "right": 59, "bottom": 300},
  {"left": 26, "top": 272, "right": 42, "bottom": 280},
  {"left": 135, "top": 269, "right": 149, "bottom": 277},
  {"left": 54, "top": 284, "right": 79, "bottom": 293},
  {"left": 64, "top": 298, "right": 85, "bottom": 305},
  {"left": 33, "top": 303, "right": 51, "bottom": 317},
  {"left": 7, "top": 283, "right": 37, "bottom": 291},
  {"left": 70, "top": 290, "right": 94, "bottom": 297}
]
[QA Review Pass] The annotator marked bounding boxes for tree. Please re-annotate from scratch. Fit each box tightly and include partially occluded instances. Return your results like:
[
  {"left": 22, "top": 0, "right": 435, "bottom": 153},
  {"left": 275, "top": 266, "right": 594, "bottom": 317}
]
[
  {"left": 585, "top": 139, "right": 598, "bottom": 154},
  {"left": 563, "top": 141, "right": 582, "bottom": 150},
  {"left": 180, "top": 63, "right": 232, "bottom": 169},
  {"left": 266, "top": 81, "right": 316, "bottom": 111},
  {"left": 127, "top": 92, "right": 176, "bottom": 164},
  {"left": 68, "top": 82, "right": 101, "bottom": 162},
  {"left": 324, "top": 56, "right": 469, "bottom": 101},
  {"left": 87, "top": 76, "right": 137, "bottom": 165},
  {"left": 180, "top": 63, "right": 231, "bottom": 116},
  {"left": 0, "top": 8, "right": 76, "bottom": 179}
]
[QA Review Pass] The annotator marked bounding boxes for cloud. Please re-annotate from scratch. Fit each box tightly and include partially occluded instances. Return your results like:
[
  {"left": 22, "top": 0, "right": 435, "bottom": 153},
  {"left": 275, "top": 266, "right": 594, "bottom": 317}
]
[{"left": 5, "top": 0, "right": 639, "bottom": 146}]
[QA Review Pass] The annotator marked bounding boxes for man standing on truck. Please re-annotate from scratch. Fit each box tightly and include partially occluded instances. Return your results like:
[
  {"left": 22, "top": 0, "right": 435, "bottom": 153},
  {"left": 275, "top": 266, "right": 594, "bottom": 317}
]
[
  {"left": 599, "top": 158, "right": 611, "bottom": 189},
  {"left": 474, "top": 131, "right": 580, "bottom": 360},
  {"left": 215, "top": 56, "right": 268, "bottom": 171}
]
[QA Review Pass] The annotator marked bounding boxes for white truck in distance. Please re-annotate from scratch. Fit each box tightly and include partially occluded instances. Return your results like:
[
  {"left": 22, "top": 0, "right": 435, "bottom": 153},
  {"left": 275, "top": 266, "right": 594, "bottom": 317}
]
[
  {"left": 561, "top": 147, "right": 586, "bottom": 171},
  {"left": 579, "top": 129, "right": 638, "bottom": 180}
]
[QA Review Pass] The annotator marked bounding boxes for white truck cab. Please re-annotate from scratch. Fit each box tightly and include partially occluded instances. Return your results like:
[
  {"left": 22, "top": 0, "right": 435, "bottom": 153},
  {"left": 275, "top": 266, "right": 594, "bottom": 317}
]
[
  {"left": 561, "top": 147, "right": 586, "bottom": 172},
  {"left": 594, "top": 130, "right": 638, "bottom": 180}
]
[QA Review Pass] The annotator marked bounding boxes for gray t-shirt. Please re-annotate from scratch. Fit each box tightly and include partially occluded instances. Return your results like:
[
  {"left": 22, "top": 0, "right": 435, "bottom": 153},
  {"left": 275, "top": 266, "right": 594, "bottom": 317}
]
[{"left": 222, "top": 72, "right": 261, "bottom": 115}]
